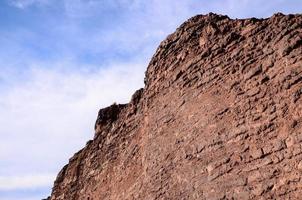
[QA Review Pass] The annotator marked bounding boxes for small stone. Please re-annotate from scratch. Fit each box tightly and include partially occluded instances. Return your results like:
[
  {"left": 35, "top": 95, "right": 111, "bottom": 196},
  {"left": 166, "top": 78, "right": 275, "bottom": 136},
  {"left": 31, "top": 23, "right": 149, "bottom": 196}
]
[
  {"left": 207, "top": 164, "right": 215, "bottom": 174},
  {"left": 252, "top": 184, "right": 264, "bottom": 196},
  {"left": 248, "top": 171, "right": 262, "bottom": 183},
  {"left": 250, "top": 147, "right": 263, "bottom": 159},
  {"left": 261, "top": 157, "right": 273, "bottom": 166},
  {"left": 297, "top": 161, "right": 302, "bottom": 170},
  {"left": 273, "top": 139, "right": 285, "bottom": 152},
  {"left": 199, "top": 37, "right": 207, "bottom": 46},
  {"left": 285, "top": 135, "right": 297, "bottom": 147}
]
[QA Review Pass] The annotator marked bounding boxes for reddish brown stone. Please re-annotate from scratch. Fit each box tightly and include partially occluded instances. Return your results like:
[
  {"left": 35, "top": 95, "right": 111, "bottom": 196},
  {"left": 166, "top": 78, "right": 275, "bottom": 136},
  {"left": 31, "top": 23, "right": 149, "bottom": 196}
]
[{"left": 48, "top": 13, "right": 302, "bottom": 200}]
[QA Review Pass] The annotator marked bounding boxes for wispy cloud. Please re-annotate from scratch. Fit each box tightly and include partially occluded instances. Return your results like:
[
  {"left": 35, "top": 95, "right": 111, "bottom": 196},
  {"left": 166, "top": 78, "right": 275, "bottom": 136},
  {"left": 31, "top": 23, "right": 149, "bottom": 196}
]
[
  {"left": 0, "top": 60, "right": 144, "bottom": 197},
  {"left": 0, "top": 174, "right": 55, "bottom": 190},
  {"left": 0, "top": 60, "right": 145, "bottom": 176},
  {"left": 9, "top": 0, "right": 50, "bottom": 9}
]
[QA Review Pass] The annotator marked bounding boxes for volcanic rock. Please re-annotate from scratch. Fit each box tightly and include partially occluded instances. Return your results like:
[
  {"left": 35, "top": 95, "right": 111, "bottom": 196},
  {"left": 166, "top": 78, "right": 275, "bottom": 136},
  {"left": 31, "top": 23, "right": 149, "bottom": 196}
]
[{"left": 48, "top": 13, "right": 302, "bottom": 199}]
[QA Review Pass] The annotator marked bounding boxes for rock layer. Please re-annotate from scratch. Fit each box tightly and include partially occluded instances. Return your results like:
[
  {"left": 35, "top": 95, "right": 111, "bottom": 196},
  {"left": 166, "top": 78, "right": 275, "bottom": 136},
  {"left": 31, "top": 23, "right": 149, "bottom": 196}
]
[{"left": 49, "top": 13, "right": 302, "bottom": 199}]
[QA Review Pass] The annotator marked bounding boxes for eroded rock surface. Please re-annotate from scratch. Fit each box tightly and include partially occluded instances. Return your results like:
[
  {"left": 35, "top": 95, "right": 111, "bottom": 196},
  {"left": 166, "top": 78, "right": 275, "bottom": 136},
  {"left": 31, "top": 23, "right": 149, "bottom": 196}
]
[{"left": 48, "top": 13, "right": 302, "bottom": 200}]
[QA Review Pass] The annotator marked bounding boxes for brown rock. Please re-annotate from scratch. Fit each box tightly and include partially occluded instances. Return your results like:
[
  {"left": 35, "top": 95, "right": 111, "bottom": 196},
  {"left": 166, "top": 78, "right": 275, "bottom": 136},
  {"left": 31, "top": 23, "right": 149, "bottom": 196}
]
[
  {"left": 297, "top": 160, "right": 302, "bottom": 170},
  {"left": 47, "top": 13, "right": 302, "bottom": 200},
  {"left": 250, "top": 147, "right": 264, "bottom": 159}
]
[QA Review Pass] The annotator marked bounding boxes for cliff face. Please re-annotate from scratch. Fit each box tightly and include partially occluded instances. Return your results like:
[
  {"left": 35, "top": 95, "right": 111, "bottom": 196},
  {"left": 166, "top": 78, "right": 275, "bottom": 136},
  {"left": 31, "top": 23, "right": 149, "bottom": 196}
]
[{"left": 49, "top": 13, "right": 302, "bottom": 199}]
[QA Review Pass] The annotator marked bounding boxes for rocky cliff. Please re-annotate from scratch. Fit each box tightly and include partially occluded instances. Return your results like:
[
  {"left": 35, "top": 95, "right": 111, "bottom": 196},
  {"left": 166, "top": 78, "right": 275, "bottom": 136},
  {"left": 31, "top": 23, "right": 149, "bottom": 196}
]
[{"left": 48, "top": 13, "right": 302, "bottom": 199}]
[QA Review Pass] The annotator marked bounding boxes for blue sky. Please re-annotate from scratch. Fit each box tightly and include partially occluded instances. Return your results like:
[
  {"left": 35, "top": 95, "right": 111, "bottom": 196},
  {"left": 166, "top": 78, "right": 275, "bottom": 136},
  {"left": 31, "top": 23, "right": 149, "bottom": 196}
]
[{"left": 0, "top": 0, "right": 301, "bottom": 199}]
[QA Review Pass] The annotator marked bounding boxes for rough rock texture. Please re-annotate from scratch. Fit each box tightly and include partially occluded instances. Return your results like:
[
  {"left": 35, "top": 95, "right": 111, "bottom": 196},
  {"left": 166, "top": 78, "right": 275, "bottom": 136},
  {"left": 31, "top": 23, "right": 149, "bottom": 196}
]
[{"left": 49, "top": 13, "right": 302, "bottom": 199}]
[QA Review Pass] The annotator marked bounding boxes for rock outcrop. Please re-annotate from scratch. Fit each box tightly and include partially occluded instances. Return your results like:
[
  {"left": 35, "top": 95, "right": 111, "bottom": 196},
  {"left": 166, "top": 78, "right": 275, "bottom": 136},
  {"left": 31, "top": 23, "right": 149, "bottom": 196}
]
[{"left": 48, "top": 13, "right": 302, "bottom": 199}]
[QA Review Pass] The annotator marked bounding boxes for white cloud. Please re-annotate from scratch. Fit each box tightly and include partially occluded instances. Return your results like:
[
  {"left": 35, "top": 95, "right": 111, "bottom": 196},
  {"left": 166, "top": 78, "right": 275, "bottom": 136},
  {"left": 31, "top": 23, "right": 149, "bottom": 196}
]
[
  {"left": 0, "top": 174, "right": 55, "bottom": 190},
  {"left": 0, "top": 197, "right": 42, "bottom": 200},
  {"left": 0, "top": 61, "right": 145, "bottom": 179},
  {"left": 10, "top": 0, "right": 50, "bottom": 9}
]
